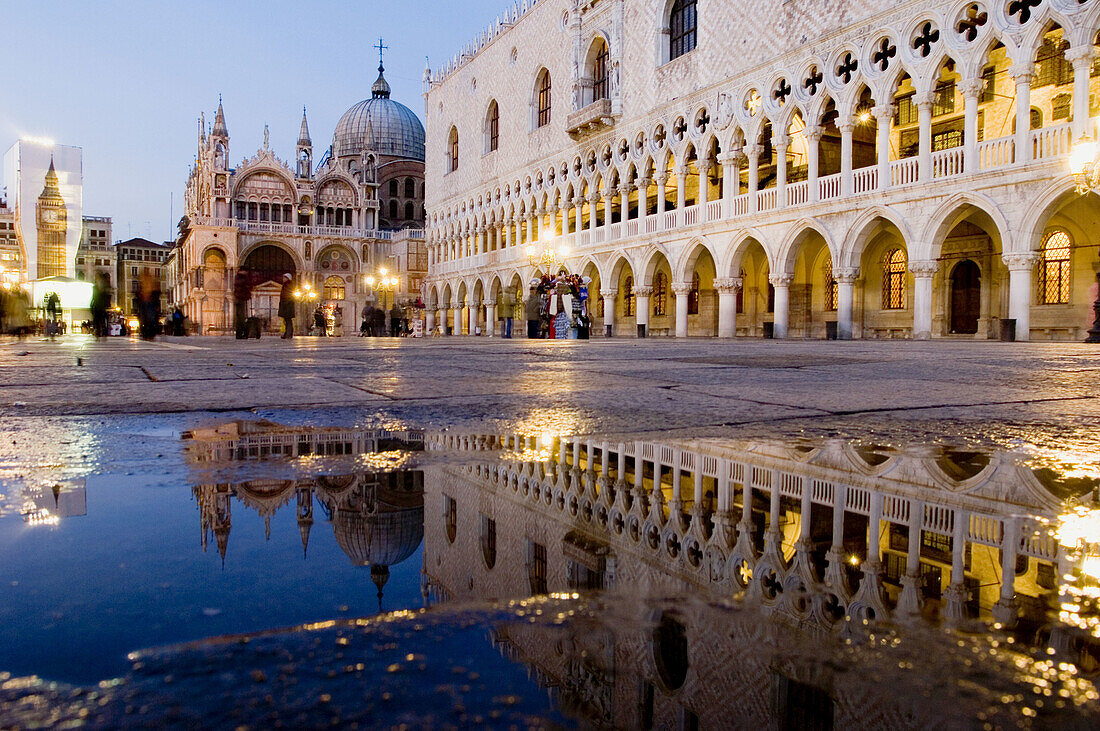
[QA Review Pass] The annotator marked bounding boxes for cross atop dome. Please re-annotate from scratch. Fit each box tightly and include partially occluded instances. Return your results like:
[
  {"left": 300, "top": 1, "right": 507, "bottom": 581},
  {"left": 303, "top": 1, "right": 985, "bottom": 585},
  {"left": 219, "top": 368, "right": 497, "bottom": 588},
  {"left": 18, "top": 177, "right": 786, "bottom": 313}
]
[{"left": 372, "top": 37, "right": 391, "bottom": 99}]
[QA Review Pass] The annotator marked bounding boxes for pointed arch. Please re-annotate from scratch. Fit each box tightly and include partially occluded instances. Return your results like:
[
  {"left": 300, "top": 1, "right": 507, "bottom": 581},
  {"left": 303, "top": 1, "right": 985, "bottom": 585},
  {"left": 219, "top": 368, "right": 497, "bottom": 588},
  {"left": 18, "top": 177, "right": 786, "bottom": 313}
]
[
  {"left": 839, "top": 205, "right": 913, "bottom": 269},
  {"left": 720, "top": 228, "right": 772, "bottom": 278},
  {"left": 917, "top": 191, "right": 1013, "bottom": 260},
  {"left": 674, "top": 236, "right": 720, "bottom": 281},
  {"left": 776, "top": 218, "right": 838, "bottom": 274}
]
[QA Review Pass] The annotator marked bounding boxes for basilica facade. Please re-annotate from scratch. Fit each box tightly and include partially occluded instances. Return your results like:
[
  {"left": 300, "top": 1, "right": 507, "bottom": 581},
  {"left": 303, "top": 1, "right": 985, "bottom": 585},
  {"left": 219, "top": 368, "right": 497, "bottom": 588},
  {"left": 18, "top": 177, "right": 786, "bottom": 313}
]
[
  {"left": 171, "top": 63, "right": 427, "bottom": 334},
  {"left": 423, "top": 0, "right": 1100, "bottom": 341}
]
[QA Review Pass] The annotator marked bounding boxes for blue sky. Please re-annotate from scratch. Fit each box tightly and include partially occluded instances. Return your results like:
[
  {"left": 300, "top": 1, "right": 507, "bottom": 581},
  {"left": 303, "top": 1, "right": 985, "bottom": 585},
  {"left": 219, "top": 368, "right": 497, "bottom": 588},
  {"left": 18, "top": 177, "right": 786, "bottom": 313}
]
[{"left": 0, "top": 0, "right": 506, "bottom": 241}]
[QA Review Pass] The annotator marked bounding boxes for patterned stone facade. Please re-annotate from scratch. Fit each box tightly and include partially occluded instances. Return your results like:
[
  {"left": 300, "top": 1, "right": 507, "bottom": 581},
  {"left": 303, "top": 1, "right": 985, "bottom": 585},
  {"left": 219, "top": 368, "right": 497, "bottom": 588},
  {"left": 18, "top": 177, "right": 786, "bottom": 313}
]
[{"left": 424, "top": 0, "right": 1100, "bottom": 341}]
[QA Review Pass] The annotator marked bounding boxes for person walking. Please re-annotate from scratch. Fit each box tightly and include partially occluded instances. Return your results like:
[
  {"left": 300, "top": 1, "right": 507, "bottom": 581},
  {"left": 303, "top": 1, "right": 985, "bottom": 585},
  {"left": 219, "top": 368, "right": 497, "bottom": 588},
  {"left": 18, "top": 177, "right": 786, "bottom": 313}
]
[
  {"left": 361, "top": 303, "right": 374, "bottom": 336},
  {"left": 313, "top": 306, "right": 326, "bottom": 336},
  {"left": 233, "top": 269, "right": 252, "bottom": 339},
  {"left": 524, "top": 285, "right": 541, "bottom": 339},
  {"left": 501, "top": 289, "right": 514, "bottom": 338},
  {"left": 90, "top": 272, "right": 111, "bottom": 340},
  {"left": 278, "top": 274, "right": 296, "bottom": 339},
  {"left": 137, "top": 271, "right": 161, "bottom": 341},
  {"left": 390, "top": 303, "right": 403, "bottom": 337}
]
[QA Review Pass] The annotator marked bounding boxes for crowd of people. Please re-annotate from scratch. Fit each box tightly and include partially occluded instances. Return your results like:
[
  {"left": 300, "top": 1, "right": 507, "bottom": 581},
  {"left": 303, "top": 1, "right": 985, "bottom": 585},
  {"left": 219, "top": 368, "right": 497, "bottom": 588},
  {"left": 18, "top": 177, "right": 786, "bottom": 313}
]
[{"left": 524, "top": 273, "right": 593, "bottom": 339}]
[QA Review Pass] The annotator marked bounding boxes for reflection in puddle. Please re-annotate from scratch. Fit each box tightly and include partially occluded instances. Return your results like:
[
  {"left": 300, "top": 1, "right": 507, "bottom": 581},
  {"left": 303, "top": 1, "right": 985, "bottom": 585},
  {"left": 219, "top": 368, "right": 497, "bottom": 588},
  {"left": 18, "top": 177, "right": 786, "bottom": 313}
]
[
  {"left": 20, "top": 478, "right": 86, "bottom": 526},
  {"left": 1, "top": 420, "right": 1098, "bottom": 726}
]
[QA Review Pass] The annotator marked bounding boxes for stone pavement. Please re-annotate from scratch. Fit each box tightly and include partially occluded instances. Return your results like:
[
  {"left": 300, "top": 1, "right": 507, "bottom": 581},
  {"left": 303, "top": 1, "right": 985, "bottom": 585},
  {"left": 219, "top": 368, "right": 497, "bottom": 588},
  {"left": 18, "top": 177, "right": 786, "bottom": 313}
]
[{"left": 1, "top": 334, "right": 1098, "bottom": 452}]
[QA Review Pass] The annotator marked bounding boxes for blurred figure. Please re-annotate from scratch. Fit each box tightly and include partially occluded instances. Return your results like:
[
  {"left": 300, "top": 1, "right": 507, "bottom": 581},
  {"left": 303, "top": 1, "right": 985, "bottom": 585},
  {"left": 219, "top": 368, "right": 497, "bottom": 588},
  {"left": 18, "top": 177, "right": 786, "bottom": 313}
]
[
  {"left": 360, "top": 303, "right": 375, "bottom": 336},
  {"left": 525, "top": 285, "right": 540, "bottom": 339},
  {"left": 233, "top": 269, "right": 252, "bottom": 339},
  {"left": 90, "top": 272, "right": 111, "bottom": 340},
  {"left": 137, "top": 271, "right": 161, "bottom": 341},
  {"left": 390, "top": 303, "right": 403, "bottom": 337},
  {"left": 313, "top": 306, "right": 326, "bottom": 336},
  {"left": 278, "top": 274, "right": 295, "bottom": 339},
  {"left": 45, "top": 291, "right": 61, "bottom": 340},
  {"left": 171, "top": 307, "right": 185, "bottom": 336}
]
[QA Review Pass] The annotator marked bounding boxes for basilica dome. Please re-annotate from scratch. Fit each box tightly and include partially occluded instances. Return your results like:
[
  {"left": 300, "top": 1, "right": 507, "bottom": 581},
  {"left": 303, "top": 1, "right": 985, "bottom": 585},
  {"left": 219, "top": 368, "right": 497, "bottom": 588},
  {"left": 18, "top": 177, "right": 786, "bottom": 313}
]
[{"left": 332, "top": 65, "right": 426, "bottom": 161}]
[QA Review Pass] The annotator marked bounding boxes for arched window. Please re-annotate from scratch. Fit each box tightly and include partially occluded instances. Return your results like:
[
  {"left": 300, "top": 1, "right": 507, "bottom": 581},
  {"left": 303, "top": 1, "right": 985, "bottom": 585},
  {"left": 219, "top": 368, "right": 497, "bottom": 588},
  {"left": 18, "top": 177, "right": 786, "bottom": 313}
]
[
  {"left": 593, "top": 39, "right": 610, "bottom": 101},
  {"left": 536, "top": 70, "right": 552, "bottom": 128},
  {"left": 653, "top": 272, "right": 667, "bottom": 316},
  {"left": 323, "top": 275, "right": 345, "bottom": 301},
  {"left": 389, "top": 200, "right": 398, "bottom": 219},
  {"left": 404, "top": 178, "right": 415, "bottom": 198},
  {"left": 1039, "top": 230, "right": 1072, "bottom": 304},
  {"left": 480, "top": 514, "right": 497, "bottom": 569},
  {"left": 389, "top": 179, "right": 398, "bottom": 196},
  {"left": 405, "top": 202, "right": 415, "bottom": 220},
  {"left": 823, "top": 257, "right": 838, "bottom": 311},
  {"left": 444, "top": 495, "right": 456, "bottom": 544},
  {"left": 448, "top": 126, "right": 459, "bottom": 172},
  {"left": 688, "top": 271, "right": 700, "bottom": 314},
  {"left": 669, "top": 0, "right": 698, "bottom": 62},
  {"left": 486, "top": 100, "right": 500, "bottom": 152},
  {"left": 882, "top": 248, "right": 907, "bottom": 309},
  {"left": 623, "top": 276, "right": 635, "bottom": 316}
]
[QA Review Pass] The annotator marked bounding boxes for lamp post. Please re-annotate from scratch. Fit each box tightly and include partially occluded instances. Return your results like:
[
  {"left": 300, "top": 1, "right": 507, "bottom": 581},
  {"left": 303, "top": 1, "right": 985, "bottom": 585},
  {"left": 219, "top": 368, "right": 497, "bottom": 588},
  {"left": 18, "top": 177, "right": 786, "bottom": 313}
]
[
  {"left": 524, "top": 238, "right": 570, "bottom": 274},
  {"left": 1068, "top": 136, "right": 1100, "bottom": 343},
  {"left": 294, "top": 280, "right": 318, "bottom": 335},
  {"left": 366, "top": 267, "right": 399, "bottom": 336}
]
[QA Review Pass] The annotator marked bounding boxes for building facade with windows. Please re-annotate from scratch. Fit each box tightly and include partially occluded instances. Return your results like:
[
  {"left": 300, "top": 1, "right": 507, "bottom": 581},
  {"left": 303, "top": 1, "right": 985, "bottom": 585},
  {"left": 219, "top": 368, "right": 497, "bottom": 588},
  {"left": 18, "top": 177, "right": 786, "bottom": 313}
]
[
  {"left": 115, "top": 237, "right": 170, "bottom": 317},
  {"left": 76, "top": 216, "right": 115, "bottom": 302},
  {"left": 423, "top": 0, "right": 1100, "bottom": 341},
  {"left": 171, "top": 59, "right": 427, "bottom": 335},
  {"left": 0, "top": 193, "right": 21, "bottom": 289}
]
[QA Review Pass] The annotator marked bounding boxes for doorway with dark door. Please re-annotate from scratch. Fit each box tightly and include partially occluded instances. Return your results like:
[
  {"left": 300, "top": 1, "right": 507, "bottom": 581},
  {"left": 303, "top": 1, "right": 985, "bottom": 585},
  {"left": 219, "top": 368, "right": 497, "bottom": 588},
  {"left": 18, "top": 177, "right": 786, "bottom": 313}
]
[{"left": 949, "top": 259, "right": 981, "bottom": 334}]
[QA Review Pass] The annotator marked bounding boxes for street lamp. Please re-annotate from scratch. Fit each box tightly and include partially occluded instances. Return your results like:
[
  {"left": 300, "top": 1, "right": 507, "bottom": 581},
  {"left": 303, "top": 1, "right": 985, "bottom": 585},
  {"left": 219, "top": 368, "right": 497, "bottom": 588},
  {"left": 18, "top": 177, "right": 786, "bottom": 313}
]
[
  {"left": 366, "top": 267, "right": 400, "bottom": 335},
  {"left": 524, "top": 238, "right": 571, "bottom": 273},
  {"left": 1068, "top": 136, "right": 1100, "bottom": 343}
]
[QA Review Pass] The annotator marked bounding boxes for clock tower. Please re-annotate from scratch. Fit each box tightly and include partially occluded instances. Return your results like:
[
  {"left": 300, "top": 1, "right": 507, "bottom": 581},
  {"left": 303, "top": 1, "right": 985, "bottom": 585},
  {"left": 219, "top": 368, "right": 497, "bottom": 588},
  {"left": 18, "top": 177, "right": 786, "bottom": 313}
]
[{"left": 36, "top": 158, "right": 67, "bottom": 278}]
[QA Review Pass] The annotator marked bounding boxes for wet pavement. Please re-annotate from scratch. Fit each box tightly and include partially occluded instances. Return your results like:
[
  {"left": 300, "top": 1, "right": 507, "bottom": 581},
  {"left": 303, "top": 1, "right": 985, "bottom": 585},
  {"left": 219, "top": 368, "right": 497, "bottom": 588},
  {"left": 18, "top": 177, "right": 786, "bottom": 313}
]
[{"left": 1, "top": 335, "right": 1099, "bottom": 727}]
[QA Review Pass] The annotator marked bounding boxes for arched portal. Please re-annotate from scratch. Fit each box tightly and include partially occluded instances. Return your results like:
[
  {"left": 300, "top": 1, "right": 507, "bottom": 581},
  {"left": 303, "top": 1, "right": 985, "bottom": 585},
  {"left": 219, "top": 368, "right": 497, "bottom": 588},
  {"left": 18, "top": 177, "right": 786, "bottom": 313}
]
[
  {"left": 949, "top": 260, "right": 981, "bottom": 334},
  {"left": 241, "top": 244, "right": 297, "bottom": 334}
]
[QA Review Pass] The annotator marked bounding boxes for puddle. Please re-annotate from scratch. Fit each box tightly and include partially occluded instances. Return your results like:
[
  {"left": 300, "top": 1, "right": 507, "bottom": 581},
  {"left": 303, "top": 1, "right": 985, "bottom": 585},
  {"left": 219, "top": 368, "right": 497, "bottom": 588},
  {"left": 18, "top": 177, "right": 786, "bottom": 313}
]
[{"left": 1, "top": 419, "right": 1099, "bottom": 727}]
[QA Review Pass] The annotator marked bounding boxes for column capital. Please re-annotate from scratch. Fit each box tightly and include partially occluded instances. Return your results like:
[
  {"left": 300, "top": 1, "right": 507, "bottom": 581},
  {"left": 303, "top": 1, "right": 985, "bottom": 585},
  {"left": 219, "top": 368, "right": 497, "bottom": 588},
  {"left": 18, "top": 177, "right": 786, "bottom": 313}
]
[
  {"left": 716, "top": 151, "right": 738, "bottom": 165},
  {"left": 871, "top": 104, "right": 896, "bottom": 121},
  {"left": 957, "top": 77, "right": 985, "bottom": 100},
  {"left": 714, "top": 276, "right": 743, "bottom": 293},
  {"left": 909, "top": 259, "right": 939, "bottom": 277},
  {"left": 771, "top": 134, "right": 790, "bottom": 149},
  {"left": 834, "top": 266, "right": 859, "bottom": 283},
  {"left": 573, "top": 195, "right": 586, "bottom": 206},
  {"left": 804, "top": 126, "right": 824, "bottom": 143},
  {"left": 696, "top": 159, "right": 713, "bottom": 174},
  {"left": 1003, "top": 251, "right": 1040, "bottom": 270},
  {"left": 1065, "top": 45, "right": 1095, "bottom": 68},
  {"left": 482, "top": 299, "right": 495, "bottom": 307},
  {"left": 914, "top": 91, "right": 936, "bottom": 109},
  {"left": 653, "top": 174, "right": 668, "bottom": 186},
  {"left": 768, "top": 273, "right": 794, "bottom": 287},
  {"left": 671, "top": 282, "right": 693, "bottom": 296},
  {"left": 633, "top": 286, "right": 653, "bottom": 297},
  {"left": 617, "top": 183, "right": 632, "bottom": 196},
  {"left": 744, "top": 143, "right": 764, "bottom": 160},
  {"left": 674, "top": 165, "right": 690, "bottom": 178},
  {"left": 1009, "top": 64, "right": 1034, "bottom": 83},
  {"left": 598, "top": 288, "right": 617, "bottom": 299},
  {"left": 635, "top": 176, "right": 651, "bottom": 189},
  {"left": 588, "top": 192, "right": 603, "bottom": 204}
]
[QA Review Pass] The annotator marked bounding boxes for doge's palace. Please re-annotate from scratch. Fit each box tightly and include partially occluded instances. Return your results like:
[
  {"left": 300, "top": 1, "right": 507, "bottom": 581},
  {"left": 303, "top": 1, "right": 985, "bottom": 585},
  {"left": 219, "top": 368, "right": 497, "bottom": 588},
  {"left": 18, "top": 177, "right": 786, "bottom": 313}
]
[{"left": 424, "top": 0, "right": 1100, "bottom": 341}]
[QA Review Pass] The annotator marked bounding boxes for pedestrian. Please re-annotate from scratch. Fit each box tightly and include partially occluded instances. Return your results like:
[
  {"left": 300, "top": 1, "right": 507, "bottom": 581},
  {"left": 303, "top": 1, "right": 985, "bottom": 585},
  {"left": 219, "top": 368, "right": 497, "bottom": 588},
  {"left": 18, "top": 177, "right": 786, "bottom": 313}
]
[
  {"left": 361, "top": 303, "right": 375, "bottom": 336},
  {"left": 390, "top": 302, "right": 403, "bottom": 337},
  {"left": 171, "top": 307, "right": 185, "bottom": 336},
  {"left": 524, "top": 285, "right": 541, "bottom": 339},
  {"left": 278, "top": 274, "right": 296, "bottom": 339},
  {"left": 501, "top": 289, "right": 514, "bottom": 338},
  {"left": 45, "top": 291, "right": 61, "bottom": 339},
  {"left": 233, "top": 269, "right": 252, "bottom": 339},
  {"left": 137, "top": 271, "right": 161, "bottom": 341},
  {"left": 90, "top": 272, "right": 110, "bottom": 340},
  {"left": 313, "top": 306, "right": 326, "bottom": 336}
]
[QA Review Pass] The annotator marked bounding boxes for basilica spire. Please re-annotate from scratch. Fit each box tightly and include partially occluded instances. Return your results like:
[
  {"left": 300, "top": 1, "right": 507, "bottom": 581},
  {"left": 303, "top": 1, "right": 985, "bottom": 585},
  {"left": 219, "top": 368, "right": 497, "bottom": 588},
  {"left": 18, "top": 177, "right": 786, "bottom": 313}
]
[
  {"left": 212, "top": 95, "right": 229, "bottom": 139},
  {"left": 298, "top": 106, "right": 312, "bottom": 147}
]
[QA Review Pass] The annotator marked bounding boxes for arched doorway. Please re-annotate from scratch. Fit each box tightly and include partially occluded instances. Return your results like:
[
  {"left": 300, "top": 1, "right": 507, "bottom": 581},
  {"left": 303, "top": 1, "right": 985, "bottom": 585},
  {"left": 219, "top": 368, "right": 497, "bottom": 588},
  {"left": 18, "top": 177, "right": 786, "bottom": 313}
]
[
  {"left": 241, "top": 245, "right": 297, "bottom": 333},
  {"left": 949, "top": 260, "right": 981, "bottom": 334}
]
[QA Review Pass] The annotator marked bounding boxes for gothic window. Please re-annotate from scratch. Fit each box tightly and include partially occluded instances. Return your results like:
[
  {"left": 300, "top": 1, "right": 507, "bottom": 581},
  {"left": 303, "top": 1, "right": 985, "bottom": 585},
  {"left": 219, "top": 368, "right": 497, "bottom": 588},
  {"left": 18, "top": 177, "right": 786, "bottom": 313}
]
[
  {"left": 480, "top": 514, "right": 497, "bottom": 569},
  {"left": 1052, "top": 93, "right": 1071, "bottom": 121},
  {"left": 823, "top": 257, "right": 838, "bottom": 311},
  {"left": 448, "top": 126, "right": 459, "bottom": 172},
  {"left": 688, "top": 271, "right": 700, "bottom": 314},
  {"left": 536, "top": 70, "right": 552, "bottom": 128},
  {"left": 1038, "top": 230, "right": 1072, "bottom": 304},
  {"left": 593, "top": 39, "right": 610, "bottom": 101},
  {"left": 882, "top": 248, "right": 907, "bottom": 309},
  {"left": 1035, "top": 36, "right": 1072, "bottom": 88},
  {"left": 404, "top": 178, "right": 415, "bottom": 198},
  {"left": 932, "top": 81, "right": 955, "bottom": 116},
  {"left": 323, "top": 275, "right": 345, "bottom": 301},
  {"left": 487, "top": 100, "right": 500, "bottom": 152},
  {"left": 980, "top": 65, "right": 996, "bottom": 103},
  {"left": 669, "top": 0, "right": 697, "bottom": 61},
  {"left": 623, "top": 276, "right": 635, "bottom": 316},
  {"left": 653, "top": 272, "right": 667, "bottom": 316}
]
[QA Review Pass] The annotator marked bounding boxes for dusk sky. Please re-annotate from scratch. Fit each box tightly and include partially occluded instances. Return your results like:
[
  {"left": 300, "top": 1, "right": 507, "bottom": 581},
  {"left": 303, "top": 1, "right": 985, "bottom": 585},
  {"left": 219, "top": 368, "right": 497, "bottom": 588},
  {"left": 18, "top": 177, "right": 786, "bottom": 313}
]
[{"left": 0, "top": 0, "right": 506, "bottom": 241}]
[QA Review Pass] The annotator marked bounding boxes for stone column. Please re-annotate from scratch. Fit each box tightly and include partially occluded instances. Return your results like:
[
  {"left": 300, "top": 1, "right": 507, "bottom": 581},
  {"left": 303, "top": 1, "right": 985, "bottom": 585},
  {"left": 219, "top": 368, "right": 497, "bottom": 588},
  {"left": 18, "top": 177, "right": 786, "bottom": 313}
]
[
  {"left": 675, "top": 166, "right": 687, "bottom": 210},
  {"left": 697, "top": 160, "right": 712, "bottom": 208},
  {"left": 437, "top": 307, "right": 447, "bottom": 334},
  {"left": 721, "top": 150, "right": 741, "bottom": 211},
  {"left": 655, "top": 175, "right": 668, "bottom": 217},
  {"left": 636, "top": 177, "right": 650, "bottom": 217},
  {"left": 634, "top": 286, "right": 651, "bottom": 337},
  {"left": 1004, "top": 252, "right": 1038, "bottom": 341},
  {"left": 600, "top": 288, "right": 617, "bottom": 337},
  {"left": 993, "top": 517, "right": 1019, "bottom": 627},
  {"left": 806, "top": 127, "right": 821, "bottom": 202},
  {"left": 746, "top": 144, "right": 762, "bottom": 213},
  {"left": 1069, "top": 47, "right": 1095, "bottom": 139},
  {"left": 672, "top": 282, "right": 691, "bottom": 337},
  {"left": 910, "top": 259, "right": 938, "bottom": 340},
  {"left": 574, "top": 196, "right": 585, "bottom": 235},
  {"left": 959, "top": 78, "right": 984, "bottom": 173},
  {"left": 451, "top": 305, "right": 461, "bottom": 336},
  {"left": 874, "top": 104, "right": 894, "bottom": 188},
  {"left": 588, "top": 194, "right": 601, "bottom": 232},
  {"left": 824, "top": 485, "right": 849, "bottom": 593},
  {"left": 834, "top": 267, "right": 858, "bottom": 340},
  {"left": 839, "top": 116, "right": 856, "bottom": 197},
  {"left": 770, "top": 274, "right": 793, "bottom": 339},
  {"left": 715, "top": 277, "right": 742, "bottom": 338},
  {"left": 425, "top": 309, "right": 436, "bottom": 335},
  {"left": 773, "top": 135, "right": 789, "bottom": 207},
  {"left": 943, "top": 508, "right": 970, "bottom": 624},
  {"left": 484, "top": 300, "right": 496, "bottom": 338},
  {"left": 1012, "top": 65, "right": 1033, "bottom": 165},
  {"left": 619, "top": 184, "right": 630, "bottom": 227},
  {"left": 897, "top": 499, "right": 924, "bottom": 617},
  {"left": 915, "top": 92, "right": 934, "bottom": 182}
]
